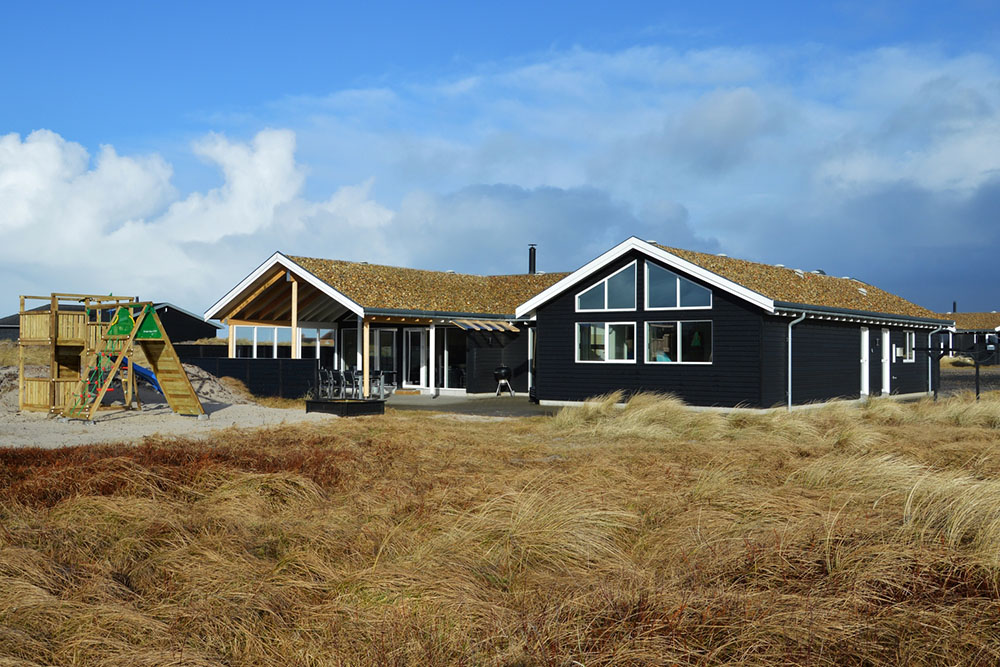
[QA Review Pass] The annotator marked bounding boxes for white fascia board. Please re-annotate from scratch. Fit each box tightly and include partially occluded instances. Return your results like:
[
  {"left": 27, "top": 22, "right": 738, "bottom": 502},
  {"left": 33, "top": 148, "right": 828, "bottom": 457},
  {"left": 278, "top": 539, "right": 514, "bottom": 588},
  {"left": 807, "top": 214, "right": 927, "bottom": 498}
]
[
  {"left": 155, "top": 302, "right": 223, "bottom": 328},
  {"left": 515, "top": 237, "right": 774, "bottom": 318},
  {"left": 203, "top": 252, "right": 364, "bottom": 321}
]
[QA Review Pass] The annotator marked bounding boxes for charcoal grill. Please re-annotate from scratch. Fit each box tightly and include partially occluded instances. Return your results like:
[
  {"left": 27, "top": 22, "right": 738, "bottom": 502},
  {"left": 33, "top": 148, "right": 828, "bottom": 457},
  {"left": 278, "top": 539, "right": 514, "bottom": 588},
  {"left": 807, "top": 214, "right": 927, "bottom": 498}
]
[{"left": 493, "top": 365, "right": 514, "bottom": 397}]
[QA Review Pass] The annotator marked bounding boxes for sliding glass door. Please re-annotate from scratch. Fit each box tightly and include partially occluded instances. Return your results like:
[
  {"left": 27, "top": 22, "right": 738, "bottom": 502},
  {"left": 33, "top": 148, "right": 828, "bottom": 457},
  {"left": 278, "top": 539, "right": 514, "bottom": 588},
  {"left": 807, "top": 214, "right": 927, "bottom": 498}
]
[{"left": 404, "top": 328, "right": 428, "bottom": 387}]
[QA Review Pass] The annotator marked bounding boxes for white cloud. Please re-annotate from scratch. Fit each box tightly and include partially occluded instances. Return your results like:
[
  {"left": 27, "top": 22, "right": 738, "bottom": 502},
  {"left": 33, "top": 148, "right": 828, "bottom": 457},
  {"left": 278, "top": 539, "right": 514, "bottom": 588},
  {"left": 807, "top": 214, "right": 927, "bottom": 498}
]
[{"left": 0, "top": 129, "right": 391, "bottom": 313}]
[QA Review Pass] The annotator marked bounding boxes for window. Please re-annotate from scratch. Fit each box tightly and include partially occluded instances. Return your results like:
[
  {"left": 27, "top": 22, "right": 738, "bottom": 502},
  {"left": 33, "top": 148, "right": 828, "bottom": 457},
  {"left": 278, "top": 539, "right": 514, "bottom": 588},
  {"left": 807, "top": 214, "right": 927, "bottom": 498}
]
[
  {"left": 645, "top": 262, "right": 712, "bottom": 310},
  {"left": 904, "top": 331, "right": 915, "bottom": 363},
  {"left": 576, "top": 262, "right": 636, "bottom": 311},
  {"left": 646, "top": 321, "right": 713, "bottom": 364},
  {"left": 576, "top": 322, "right": 636, "bottom": 362}
]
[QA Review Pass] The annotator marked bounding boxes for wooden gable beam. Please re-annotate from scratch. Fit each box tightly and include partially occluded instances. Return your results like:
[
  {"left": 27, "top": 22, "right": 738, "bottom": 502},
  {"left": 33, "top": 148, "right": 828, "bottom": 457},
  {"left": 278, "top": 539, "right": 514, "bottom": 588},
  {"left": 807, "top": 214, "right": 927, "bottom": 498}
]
[
  {"left": 222, "top": 270, "right": 286, "bottom": 321},
  {"left": 248, "top": 283, "right": 293, "bottom": 322}
]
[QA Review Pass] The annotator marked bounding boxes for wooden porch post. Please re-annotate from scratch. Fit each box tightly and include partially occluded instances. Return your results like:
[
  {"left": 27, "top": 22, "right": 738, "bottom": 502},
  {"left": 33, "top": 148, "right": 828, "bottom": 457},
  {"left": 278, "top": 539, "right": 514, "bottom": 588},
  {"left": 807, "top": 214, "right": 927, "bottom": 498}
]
[
  {"left": 362, "top": 317, "right": 371, "bottom": 398},
  {"left": 355, "top": 316, "right": 363, "bottom": 372},
  {"left": 227, "top": 320, "right": 236, "bottom": 358},
  {"left": 290, "top": 277, "right": 299, "bottom": 359},
  {"left": 252, "top": 326, "right": 258, "bottom": 359},
  {"left": 273, "top": 327, "right": 278, "bottom": 358},
  {"left": 315, "top": 328, "right": 321, "bottom": 360}
]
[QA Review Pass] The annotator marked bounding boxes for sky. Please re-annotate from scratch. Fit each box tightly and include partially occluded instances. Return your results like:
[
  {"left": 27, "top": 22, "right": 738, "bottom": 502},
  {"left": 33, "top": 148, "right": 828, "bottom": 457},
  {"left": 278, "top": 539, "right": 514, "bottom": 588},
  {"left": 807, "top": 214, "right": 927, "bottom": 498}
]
[{"left": 2, "top": 0, "right": 1000, "bottom": 317}]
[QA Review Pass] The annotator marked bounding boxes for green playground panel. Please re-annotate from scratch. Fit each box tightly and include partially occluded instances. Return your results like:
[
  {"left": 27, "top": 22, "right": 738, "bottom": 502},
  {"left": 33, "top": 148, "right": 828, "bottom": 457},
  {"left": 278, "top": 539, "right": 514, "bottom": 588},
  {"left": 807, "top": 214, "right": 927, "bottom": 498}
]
[
  {"left": 106, "top": 307, "right": 135, "bottom": 337},
  {"left": 134, "top": 305, "right": 163, "bottom": 339}
]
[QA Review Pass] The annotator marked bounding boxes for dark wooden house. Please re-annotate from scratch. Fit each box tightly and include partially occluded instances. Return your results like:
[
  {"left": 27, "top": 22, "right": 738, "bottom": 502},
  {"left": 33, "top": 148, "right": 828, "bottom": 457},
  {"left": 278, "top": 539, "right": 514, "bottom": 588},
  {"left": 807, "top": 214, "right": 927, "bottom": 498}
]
[
  {"left": 947, "top": 312, "right": 1000, "bottom": 363},
  {"left": 516, "top": 238, "right": 951, "bottom": 407}
]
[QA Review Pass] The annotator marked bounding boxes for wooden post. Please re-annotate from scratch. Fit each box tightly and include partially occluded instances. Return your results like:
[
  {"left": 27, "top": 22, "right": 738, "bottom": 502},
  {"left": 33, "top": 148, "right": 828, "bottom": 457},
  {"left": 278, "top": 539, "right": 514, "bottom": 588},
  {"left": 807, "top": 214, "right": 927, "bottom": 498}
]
[
  {"left": 252, "top": 326, "right": 258, "bottom": 359},
  {"left": 362, "top": 317, "right": 371, "bottom": 398},
  {"left": 315, "top": 328, "right": 321, "bottom": 360},
  {"left": 49, "top": 294, "right": 58, "bottom": 412},
  {"left": 17, "top": 295, "right": 24, "bottom": 412},
  {"left": 227, "top": 320, "right": 236, "bottom": 358},
  {"left": 273, "top": 327, "right": 278, "bottom": 358},
  {"left": 291, "top": 277, "right": 299, "bottom": 359}
]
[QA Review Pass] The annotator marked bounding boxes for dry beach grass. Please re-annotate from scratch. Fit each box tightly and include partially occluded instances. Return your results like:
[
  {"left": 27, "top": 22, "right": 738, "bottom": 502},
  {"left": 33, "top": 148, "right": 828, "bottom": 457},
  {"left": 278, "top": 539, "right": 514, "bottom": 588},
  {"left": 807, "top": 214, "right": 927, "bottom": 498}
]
[{"left": 2, "top": 392, "right": 1000, "bottom": 664}]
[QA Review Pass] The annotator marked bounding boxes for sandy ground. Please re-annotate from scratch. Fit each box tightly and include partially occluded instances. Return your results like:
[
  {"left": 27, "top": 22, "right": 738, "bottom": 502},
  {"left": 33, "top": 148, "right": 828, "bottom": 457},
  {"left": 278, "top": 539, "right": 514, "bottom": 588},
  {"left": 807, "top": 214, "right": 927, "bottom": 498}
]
[{"left": 0, "top": 365, "right": 335, "bottom": 449}]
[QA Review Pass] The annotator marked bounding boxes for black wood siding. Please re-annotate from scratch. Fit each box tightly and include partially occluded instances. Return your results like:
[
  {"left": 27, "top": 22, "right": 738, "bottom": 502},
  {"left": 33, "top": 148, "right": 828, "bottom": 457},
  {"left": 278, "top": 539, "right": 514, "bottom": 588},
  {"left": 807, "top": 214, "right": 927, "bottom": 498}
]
[
  {"left": 155, "top": 306, "right": 220, "bottom": 343},
  {"left": 890, "top": 329, "right": 930, "bottom": 394},
  {"left": 466, "top": 331, "right": 529, "bottom": 393},
  {"left": 760, "top": 318, "right": 789, "bottom": 407},
  {"left": 788, "top": 321, "right": 861, "bottom": 404},
  {"left": 183, "top": 358, "right": 319, "bottom": 399},
  {"left": 534, "top": 250, "right": 764, "bottom": 407}
]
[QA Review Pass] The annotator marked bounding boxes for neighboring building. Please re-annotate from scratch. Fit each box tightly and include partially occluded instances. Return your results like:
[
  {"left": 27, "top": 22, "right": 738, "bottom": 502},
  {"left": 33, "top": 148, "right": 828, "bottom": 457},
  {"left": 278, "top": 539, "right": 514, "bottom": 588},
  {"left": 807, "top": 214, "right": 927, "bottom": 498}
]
[
  {"left": 0, "top": 303, "right": 220, "bottom": 344},
  {"left": 203, "top": 252, "right": 567, "bottom": 394},
  {"left": 946, "top": 312, "right": 1000, "bottom": 359},
  {"left": 515, "top": 238, "right": 951, "bottom": 407},
  {"left": 151, "top": 303, "right": 223, "bottom": 342}
]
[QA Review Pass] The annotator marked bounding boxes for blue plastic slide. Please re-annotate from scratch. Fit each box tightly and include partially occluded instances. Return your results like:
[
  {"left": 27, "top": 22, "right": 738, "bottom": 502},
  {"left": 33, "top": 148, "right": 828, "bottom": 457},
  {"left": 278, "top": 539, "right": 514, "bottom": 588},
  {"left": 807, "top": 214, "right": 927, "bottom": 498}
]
[{"left": 122, "top": 357, "right": 163, "bottom": 395}]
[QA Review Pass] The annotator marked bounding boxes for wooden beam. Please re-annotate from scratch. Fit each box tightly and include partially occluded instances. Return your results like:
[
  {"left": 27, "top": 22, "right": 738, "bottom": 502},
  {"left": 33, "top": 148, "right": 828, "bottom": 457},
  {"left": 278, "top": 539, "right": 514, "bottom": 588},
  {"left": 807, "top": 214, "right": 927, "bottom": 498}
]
[
  {"left": 246, "top": 282, "right": 291, "bottom": 321},
  {"left": 221, "top": 270, "right": 286, "bottom": 321},
  {"left": 227, "top": 320, "right": 236, "bottom": 358},
  {"left": 228, "top": 318, "right": 290, "bottom": 327}
]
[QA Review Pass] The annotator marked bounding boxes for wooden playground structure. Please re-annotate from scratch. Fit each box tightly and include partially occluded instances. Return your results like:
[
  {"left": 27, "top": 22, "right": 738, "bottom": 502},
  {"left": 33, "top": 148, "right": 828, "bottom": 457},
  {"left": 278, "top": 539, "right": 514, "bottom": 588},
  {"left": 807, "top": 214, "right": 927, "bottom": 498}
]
[{"left": 17, "top": 293, "right": 205, "bottom": 420}]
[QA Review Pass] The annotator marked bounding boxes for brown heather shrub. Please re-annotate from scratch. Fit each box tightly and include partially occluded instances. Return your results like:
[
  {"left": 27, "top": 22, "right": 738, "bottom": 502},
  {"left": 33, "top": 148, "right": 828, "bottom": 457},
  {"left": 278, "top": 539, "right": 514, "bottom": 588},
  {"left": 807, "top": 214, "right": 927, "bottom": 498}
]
[{"left": 3, "top": 393, "right": 1000, "bottom": 663}]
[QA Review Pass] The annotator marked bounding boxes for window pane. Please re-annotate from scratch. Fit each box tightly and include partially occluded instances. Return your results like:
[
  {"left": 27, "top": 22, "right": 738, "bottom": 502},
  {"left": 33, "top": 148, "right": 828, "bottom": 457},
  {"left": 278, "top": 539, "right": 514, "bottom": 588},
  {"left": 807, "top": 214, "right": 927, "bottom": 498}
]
[
  {"left": 578, "top": 323, "right": 605, "bottom": 361},
  {"left": 679, "top": 277, "right": 711, "bottom": 307},
  {"left": 606, "top": 264, "right": 636, "bottom": 309},
  {"left": 647, "top": 322, "right": 678, "bottom": 362},
  {"left": 577, "top": 283, "right": 604, "bottom": 310},
  {"left": 379, "top": 330, "right": 396, "bottom": 372},
  {"left": 681, "top": 321, "right": 712, "bottom": 362},
  {"left": 342, "top": 330, "right": 358, "bottom": 370},
  {"left": 607, "top": 324, "right": 635, "bottom": 360},
  {"left": 647, "top": 263, "right": 678, "bottom": 308}
]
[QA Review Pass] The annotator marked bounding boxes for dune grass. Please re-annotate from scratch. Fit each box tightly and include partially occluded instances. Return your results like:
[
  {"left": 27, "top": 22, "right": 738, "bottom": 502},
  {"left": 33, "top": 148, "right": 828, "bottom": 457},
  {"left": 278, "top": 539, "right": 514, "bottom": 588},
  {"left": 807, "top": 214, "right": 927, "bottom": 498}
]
[{"left": 3, "top": 392, "right": 1000, "bottom": 664}]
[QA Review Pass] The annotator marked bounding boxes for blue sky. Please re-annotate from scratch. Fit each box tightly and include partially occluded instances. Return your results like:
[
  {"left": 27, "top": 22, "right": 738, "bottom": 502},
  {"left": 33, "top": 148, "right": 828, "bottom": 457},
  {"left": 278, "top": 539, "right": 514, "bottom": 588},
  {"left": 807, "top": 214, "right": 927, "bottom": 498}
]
[{"left": 2, "top": 1, "right": 999, "bottom": 315}]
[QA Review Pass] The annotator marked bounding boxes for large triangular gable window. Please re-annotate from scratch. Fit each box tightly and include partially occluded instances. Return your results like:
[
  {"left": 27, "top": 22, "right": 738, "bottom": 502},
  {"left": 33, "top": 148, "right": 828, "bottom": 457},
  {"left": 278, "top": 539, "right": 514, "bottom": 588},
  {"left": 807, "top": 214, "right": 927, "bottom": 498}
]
[
  {"left": 645, "top": 261, "right": 711, "bottom": 309},
  {"left": 575, "top": 261, "right": 637, "bottom": 312}
]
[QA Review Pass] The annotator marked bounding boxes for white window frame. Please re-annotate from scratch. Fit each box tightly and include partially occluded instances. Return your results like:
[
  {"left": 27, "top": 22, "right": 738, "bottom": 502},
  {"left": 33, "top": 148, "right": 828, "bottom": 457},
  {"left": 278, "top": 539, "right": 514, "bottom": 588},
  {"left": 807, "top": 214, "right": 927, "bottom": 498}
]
[
  {"left": 645, "top": 320, "right": 714, "bottom": 365},
  {"left": 903, "top": 330, "right": 915, "bottom": 363},
  {"left": 644, "top": 261, "right": 712, "bottom": 311},
  {"left": 574, "top": 260, "right": 638, "bottom": 313},
  {"left": 575, "top": 321, "right": 637, "bottom": 364}
]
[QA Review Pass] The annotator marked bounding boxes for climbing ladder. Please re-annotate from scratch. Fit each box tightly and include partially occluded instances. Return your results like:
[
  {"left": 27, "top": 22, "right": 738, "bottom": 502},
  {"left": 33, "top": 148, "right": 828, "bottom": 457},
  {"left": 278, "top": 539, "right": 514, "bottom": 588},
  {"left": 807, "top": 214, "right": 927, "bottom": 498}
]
[{"left": 64, "top": 303, "right": 204, "bottom": 420}]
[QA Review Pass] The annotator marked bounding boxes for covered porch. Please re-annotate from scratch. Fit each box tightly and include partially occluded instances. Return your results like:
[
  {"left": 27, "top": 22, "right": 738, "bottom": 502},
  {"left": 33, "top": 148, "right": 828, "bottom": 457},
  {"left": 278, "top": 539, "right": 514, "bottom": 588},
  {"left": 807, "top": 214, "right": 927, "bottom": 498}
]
[{"left": 204, "top": 254, "right": 530, "bottom": 398}]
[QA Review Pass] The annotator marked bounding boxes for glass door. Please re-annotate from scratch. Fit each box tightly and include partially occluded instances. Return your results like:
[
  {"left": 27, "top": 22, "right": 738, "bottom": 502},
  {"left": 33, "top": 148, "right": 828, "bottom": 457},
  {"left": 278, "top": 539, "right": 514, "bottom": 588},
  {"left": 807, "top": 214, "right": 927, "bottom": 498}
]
[
  {"left": 404, "top": 328, "right": 428, "bottom": 387},
  {"left": 370, "top": 329, "right": 397, "bottom": 386}
]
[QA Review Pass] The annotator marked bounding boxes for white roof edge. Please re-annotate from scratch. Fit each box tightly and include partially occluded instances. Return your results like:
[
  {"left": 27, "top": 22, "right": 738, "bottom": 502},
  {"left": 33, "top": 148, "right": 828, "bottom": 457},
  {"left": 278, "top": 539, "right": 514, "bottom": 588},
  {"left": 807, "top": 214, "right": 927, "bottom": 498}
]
[
  {"left": 154, "top": 302, "right": 224, "bottom": 329},
  {"left": 515, "top": 237, "right": 774, "bottom": 318},
  {"left": 203, "top": 252, "right": 364, "bottom": 321}
]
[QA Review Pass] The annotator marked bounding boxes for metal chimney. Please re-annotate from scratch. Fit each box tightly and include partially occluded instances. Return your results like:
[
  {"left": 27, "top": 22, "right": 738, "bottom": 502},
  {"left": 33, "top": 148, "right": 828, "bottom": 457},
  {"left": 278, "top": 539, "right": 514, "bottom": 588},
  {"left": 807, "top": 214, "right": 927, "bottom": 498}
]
[{"left": 528, "top": 244, "right": 537, "bottom": 274}]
